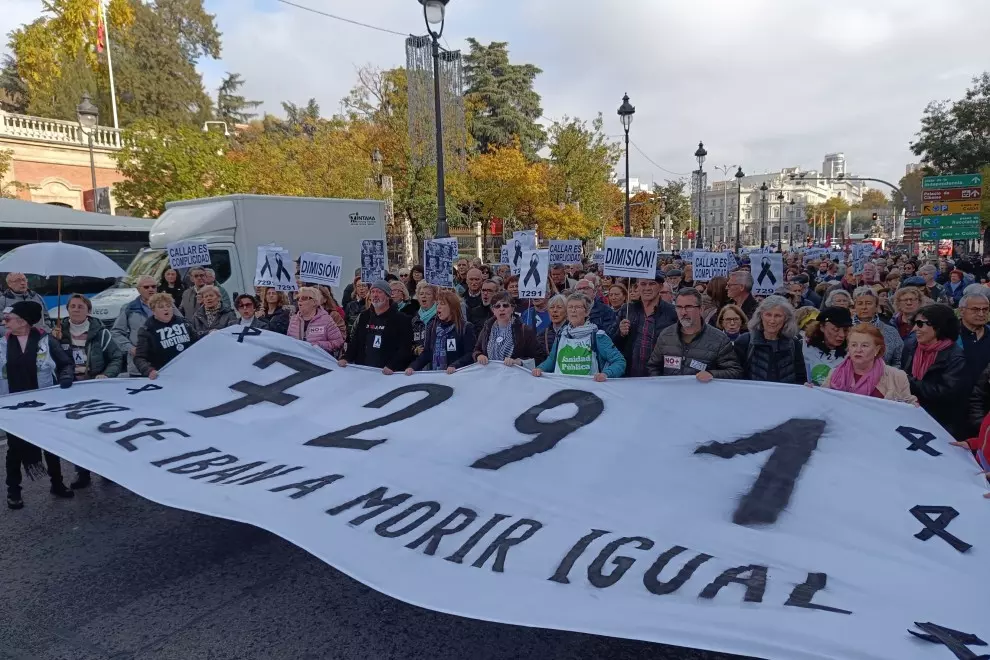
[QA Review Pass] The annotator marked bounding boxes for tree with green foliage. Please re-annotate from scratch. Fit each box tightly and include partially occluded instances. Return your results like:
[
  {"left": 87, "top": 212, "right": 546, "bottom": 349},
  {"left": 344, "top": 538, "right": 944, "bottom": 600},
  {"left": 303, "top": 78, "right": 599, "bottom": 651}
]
[
  {"left": 911, "top": 72, "right": 990, "bottom": 174},
  {"left": 216, "top": 73, "right": 261, "bottom": 126},
  {"left": 892, "top": 170, "right": 923, "bottom": 214},
  {"left": 653, "top": 180, "right": 692, "bottom": 240},
  {"left": 113, "top": 120, "right": 244, "bottom": 217},
  {"left": 0, "top": 150, "right": 19, "bottom": 198},
  {"left": 463, "top": 39, "right": 546, "bottom": 160},
  {"left": 854, "top": 188, "right": 889, "bottom": 209}
]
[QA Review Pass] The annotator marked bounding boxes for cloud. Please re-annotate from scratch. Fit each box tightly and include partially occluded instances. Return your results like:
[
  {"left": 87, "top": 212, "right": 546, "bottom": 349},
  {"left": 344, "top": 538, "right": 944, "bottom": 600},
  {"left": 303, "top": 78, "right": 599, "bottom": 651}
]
[{"left": 5, "top": 0, "right": 990, "bottom": 190}]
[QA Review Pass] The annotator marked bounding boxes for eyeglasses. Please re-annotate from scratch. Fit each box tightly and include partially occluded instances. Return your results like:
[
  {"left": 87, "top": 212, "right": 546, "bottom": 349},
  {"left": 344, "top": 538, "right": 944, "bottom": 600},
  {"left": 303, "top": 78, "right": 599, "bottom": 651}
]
[
  {"left": 964, "top": 306, "right": 990, "bottom": 314},
  {"left": 675, "top": 305, "right": 700, "bottom": 312},
  {"left": 237, "top": 302, "right": 254, "bottom": 309},
  {"left": 140, "top": 285, "right": 157, "bottom": 290},
  {"left": 481, "top": 288, "right": 498, "bottom": 294},
  {"left": 913, "top": 319, "right": 933, "bottom": 328},
  {"left": 298, "top": 295, "right": 313, "bottom": 301},
  {"left": 492, "top": 302, "right": 512, "bottom": 310}
]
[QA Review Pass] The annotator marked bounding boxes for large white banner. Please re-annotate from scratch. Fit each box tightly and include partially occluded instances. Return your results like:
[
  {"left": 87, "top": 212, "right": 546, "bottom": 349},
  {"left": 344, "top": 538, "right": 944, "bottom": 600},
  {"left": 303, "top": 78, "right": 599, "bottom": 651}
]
[
  {"left": 0, "top": 328, "right": 985, "bottom": 660},
  {"left": 603, "top": 237, "right": 658, "bottom": 279}
]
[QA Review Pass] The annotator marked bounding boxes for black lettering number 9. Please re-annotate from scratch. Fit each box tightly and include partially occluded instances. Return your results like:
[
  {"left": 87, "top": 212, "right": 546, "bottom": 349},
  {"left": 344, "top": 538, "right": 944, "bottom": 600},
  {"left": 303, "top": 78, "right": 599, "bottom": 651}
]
[{"left": 471, "top": 389, "right": 604, "bottom": 470}]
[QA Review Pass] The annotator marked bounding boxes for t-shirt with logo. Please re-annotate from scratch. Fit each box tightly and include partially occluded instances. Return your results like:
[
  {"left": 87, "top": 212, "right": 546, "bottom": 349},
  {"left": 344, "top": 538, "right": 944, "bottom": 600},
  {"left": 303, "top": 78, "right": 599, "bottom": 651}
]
[
  {"left": 362, "top": 316, "right": 390, "bottom": 368},
  {"left": 553, "top": 324, "right": 600, "bottom": 376},
  {"left": 147, "top": 317, "right": 196, "bottom": 368},
  {"left": 802, "top": 342, "right": 845, "bottom": 386}
]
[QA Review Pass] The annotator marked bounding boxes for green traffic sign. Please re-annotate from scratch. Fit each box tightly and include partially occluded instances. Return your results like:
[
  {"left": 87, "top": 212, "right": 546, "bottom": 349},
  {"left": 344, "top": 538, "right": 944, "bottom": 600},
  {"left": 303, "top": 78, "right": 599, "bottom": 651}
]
[
  {"left": 922, "top": 173, "right": 983, "bottom": 189},
  {"left": 919, "top": 214, "right": 981, "bottom": 228},
  {"left": 919, "top": 227, "right": 982, "bottom": 240},
  {"left": 904, "top": 218, "right": 921, "bottom": 228}
]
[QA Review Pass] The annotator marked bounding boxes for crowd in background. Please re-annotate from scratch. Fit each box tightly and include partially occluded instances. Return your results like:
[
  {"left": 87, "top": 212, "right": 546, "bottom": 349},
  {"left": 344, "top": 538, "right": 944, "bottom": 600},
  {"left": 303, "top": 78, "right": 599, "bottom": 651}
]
[{"left": 3, "top": 247, "right": 990, "bottom": 509}]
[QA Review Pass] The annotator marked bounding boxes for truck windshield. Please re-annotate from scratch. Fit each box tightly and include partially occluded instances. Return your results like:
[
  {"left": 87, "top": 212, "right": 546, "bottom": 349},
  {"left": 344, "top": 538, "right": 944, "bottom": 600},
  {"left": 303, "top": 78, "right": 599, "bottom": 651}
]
[{"left": 117, "top": 248, "right": 169, "bottom": 287}]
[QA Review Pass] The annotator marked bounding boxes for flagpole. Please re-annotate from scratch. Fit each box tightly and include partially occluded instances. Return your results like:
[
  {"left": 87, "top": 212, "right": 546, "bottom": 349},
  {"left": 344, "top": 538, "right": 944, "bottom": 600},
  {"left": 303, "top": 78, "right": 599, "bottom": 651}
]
[{"left": 101, "top": 0, "right": 120, "bottom": 131}]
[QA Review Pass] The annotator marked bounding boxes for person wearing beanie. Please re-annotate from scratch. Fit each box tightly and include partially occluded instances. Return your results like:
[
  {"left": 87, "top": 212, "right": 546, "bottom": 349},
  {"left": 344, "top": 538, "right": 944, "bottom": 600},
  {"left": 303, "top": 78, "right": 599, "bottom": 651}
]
[
  {"left": 2, "top": 300, "right": 75, "bottom": 509},
  {"left": 339, "top": 279, "right": 413, "bottom": 374}
]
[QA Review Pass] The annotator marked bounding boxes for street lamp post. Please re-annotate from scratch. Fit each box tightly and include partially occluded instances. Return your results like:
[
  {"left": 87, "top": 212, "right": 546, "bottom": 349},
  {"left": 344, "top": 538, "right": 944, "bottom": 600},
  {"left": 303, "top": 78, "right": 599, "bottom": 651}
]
[
  {"left": 734, "top": 167, "right": 744, "bottom": 254},
  {"left": 76, "top": 92, "right": 99, "bottom": 195},
  {"left": 760, "top": 181, "right": 769, "bottom": 248},
  {"left": 788, "top": 199, "right": 796, "bottom": 249},
  {"left": 776, "top": 191, "right": 785, "bottom": 252},
  {"left": 617, "top": 93, "right": 635, "bottom": 237},
  {"left": 419, "top": 0, "right": 452, "bottom": 238},
  {"left": 694, "top": 142, "right": 707, "bottom": 249}
]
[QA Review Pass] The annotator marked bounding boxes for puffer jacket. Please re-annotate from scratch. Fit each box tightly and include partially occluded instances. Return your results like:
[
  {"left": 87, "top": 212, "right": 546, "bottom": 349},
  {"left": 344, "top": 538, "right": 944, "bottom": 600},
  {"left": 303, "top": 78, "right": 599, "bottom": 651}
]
[
  {"left": 901, "top": 335, "right": 966, "bottom": 436},
  {"left": 57, "top": 317, "right": 125, "bottom": 379},
  {"left": 260, "top": 307, "right": 291, "bottom": 335},
  {"left": 287, "top": 307, "right": 345, "bottom": 355},
  {"left": 733, "top": 331, "right": 807, "bottom": 384},
  {"left": 191, "top": 306, "right": 239, "bottom": 335},
  {"left": 112, "top": 296, "right": 181, "bottom": 376},
  {"left": 537, "top": 323, "right": 626, "bottom": 378},
  {"left": 646, "top": 323, "right": 743, "bottom": 379}
]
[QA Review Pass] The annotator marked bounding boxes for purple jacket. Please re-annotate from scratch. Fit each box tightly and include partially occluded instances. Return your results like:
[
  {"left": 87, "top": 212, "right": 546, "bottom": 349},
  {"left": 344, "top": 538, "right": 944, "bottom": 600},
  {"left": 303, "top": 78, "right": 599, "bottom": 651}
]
[{"left": 287, "top": 307, "right": 344, "bottom": 354}]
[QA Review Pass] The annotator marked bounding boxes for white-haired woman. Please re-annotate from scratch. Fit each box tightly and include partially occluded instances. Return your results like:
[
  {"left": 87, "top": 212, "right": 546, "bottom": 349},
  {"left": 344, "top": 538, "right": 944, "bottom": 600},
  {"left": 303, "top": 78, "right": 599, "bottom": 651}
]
[
  {"left": 532, "top": 292, "right": 626, "bottom": 381},
  {"left": 537, "top": 294, "right": 568, "bottom": 357},
  {"left": 824, "top": 288, "right": 852, "bottom": 310},
  {"left": 852, "top": 286, "right": 903, "bottom": 366},
  {"left": 733, "top": 295, "right": 807, "bottom": 384},
  {"left": 191, "top": 285, "right": 238, "bottom": 334},
  {"left": 288, "top": 286, "right": 344, "bottom": 355}
]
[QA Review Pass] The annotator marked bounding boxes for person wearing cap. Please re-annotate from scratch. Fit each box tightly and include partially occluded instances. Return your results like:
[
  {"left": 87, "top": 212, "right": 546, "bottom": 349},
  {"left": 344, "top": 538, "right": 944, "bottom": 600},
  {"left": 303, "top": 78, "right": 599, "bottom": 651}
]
[
  {"left": 803, "top": 306, "right": 851, "bottom": 386},
  {"left": 609, "top": 272, "right": 678, "bottom": 378},
  {"left": 339, "top": 279, "right": 413, "bottom": 374},
  {"left": 2, "top": 300, "right": 75, "bottom": 509},
  {"left": 0, "top": 273, "right": 50, "bottom": 331},
  {"left": 665, "top": 269, "right": 683, "bottom": 292}
]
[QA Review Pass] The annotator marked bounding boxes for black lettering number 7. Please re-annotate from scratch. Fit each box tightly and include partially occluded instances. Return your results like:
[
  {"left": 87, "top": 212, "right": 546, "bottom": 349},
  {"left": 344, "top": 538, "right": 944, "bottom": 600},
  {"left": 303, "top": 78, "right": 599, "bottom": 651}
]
[
  {"left": 305, "top": 384, "right": 453, "bottom": 450},
  {"left": 471, "top": 390, "right": 604, "bottom": 470}
]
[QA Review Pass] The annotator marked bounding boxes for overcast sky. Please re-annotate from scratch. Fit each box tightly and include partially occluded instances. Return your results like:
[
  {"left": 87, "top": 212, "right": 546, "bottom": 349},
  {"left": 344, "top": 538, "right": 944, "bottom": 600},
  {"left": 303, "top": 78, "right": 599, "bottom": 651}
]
[{"left": 4, "top": 0, "right": 990, "bottom": 190}]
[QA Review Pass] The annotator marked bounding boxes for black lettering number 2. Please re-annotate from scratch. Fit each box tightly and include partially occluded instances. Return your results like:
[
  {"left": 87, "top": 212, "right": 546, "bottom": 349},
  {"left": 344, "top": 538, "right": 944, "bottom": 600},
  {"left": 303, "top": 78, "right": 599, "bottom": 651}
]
[{"left": 305, "top": 384, "right": 453, "bottom": 450}]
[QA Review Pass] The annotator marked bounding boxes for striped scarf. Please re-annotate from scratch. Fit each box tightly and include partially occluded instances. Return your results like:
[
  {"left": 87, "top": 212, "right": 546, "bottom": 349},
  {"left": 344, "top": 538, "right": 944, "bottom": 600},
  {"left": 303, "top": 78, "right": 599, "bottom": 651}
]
[{"left": 487, "top": 322, "right": 514, "bottom": 361}]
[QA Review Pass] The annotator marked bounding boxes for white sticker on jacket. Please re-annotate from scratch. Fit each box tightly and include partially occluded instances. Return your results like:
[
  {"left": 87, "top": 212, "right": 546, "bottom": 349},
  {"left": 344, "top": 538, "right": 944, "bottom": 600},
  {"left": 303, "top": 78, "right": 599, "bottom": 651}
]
[{"left": 663, "top": 355, "right": 682, "bottom": 370}]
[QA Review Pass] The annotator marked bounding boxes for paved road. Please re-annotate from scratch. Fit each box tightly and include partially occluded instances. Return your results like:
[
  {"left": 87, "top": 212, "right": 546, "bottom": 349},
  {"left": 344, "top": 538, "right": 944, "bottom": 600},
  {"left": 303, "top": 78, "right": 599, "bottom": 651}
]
[{"left": 0, "top": 474, "right": 757, "bottom": 660}]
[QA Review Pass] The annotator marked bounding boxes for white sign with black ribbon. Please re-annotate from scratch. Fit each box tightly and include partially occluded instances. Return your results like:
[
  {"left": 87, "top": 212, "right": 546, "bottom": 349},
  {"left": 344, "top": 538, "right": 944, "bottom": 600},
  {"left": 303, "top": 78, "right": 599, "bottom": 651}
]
[
  {"left": 510, "top": 231, "right": 537, "bottom": 276},
  {"left": 0, "top": 327, "right": 984, "bottom": 660},
  {"left": 254, "top": 245, "right": 297, "bottom": 291},
  {"left": 603, "top": 237, "right": 658, "bottom": 279},
  {"left": 518, "top": 250, "right": 548, "bottom": 299},
  {"left": 166, "top": 240, "right": 211, "bottom": 270},
  {"left": 298, "top": 252, "right": 342, "bottom": 288},
  {"left": 752, "top": 252, "right": 784, "bottom": 296}
]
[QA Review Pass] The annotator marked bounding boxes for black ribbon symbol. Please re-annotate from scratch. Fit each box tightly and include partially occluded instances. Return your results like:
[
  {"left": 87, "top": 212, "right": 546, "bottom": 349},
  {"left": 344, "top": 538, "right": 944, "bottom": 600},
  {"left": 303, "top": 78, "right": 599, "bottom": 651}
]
[
  {"left": 274, "top": 253, "right": 292, "bottom": 282},
  {"left": 523, "top": 254, "right": 541, "bottom": 287},
  {"left": 757, "top": 257, "right": 777, "bottom": 287},
  {"left": 259, "top": 254, "right": 273, "bottom": 278},
  {"left": 513, "top": 241, "right": 522, "bottom": 267}
]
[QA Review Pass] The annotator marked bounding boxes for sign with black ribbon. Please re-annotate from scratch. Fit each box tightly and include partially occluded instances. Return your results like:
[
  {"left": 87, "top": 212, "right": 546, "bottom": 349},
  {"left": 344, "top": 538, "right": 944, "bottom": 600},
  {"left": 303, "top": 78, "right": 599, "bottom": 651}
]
[
  {"left": 254, "top": 245, "right": 297, "bottom": 292},
  {"left": 519, "top": 250, "right": 548, "bottom": 299},
  {"left": 752, "top": 252, "right": 783, "bottom": 296}
]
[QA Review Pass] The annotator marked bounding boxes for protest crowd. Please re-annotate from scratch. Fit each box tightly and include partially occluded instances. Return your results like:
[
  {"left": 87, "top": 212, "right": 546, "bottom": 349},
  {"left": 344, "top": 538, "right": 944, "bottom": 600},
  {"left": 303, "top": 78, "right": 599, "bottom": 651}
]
[{"left": 3, "top": 246, "right": 990, "bottom": 510}]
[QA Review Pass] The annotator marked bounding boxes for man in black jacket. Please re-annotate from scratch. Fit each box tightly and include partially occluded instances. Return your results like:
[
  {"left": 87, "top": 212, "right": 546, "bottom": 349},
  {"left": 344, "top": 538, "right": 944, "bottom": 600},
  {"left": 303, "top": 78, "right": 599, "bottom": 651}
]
[
  {"left": 469, "top": 279, "right": 498, "bottom": 334},
  {"left": 339, "top": 280, "right": 413, "bottom": 374},
  {"left": 609, "top": 272, "right": 678, "bottom": 377},
  {"left": 133, "top": 293, "right": 200, "bottom": 379}
]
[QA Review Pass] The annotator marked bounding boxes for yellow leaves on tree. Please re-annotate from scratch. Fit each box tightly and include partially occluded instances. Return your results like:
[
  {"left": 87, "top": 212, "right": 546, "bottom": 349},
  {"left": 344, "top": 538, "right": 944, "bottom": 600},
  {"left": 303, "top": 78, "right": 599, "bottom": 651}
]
[{"left": 469, "top": 143, "right": 547, "bottom": 222}]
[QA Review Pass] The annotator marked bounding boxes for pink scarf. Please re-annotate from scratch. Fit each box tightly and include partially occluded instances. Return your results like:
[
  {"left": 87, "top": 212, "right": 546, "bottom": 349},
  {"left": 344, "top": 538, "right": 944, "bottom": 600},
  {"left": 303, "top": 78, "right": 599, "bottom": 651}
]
[
  {"left": 829, "top": 357, "right": 884, "bottom": 396},
  {"left": 912, "top": 339, "right": 953, "bottom": 380}
]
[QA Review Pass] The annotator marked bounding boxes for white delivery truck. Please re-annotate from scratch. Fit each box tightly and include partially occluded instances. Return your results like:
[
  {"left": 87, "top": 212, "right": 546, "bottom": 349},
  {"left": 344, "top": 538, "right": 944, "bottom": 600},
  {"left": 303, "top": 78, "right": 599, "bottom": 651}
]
[{"left": 86, "top": 194, "right": 386, "bottom": 324}]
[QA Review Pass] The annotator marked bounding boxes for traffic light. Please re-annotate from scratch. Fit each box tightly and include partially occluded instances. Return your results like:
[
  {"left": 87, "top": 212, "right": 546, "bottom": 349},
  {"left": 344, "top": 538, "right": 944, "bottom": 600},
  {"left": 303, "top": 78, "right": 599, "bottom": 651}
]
[{"left": 872, "top": 212, "right": 878, "bottom": 221}]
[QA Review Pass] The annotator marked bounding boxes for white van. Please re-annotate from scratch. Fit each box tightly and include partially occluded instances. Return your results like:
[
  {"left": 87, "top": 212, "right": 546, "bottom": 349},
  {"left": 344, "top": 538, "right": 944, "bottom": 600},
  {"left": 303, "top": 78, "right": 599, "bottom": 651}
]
[{"left": 88, "top": 194, "right": 385, "bottom": 323}]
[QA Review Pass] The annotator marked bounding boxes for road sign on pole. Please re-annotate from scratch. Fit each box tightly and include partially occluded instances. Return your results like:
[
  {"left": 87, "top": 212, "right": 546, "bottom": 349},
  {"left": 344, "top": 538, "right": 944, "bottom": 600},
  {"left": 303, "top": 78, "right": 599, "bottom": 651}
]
[
  {"left": 920, "top": 227, "right": 982, "bottom": 240},
  {"left": 921, "top": 201, "right": 982, "bottom": 215},
  {"left": 922, "top": 187, "right": 982, "bottom": 202},
  {"left": 919, "top": 214, "right": 981, "bottom": 228},
  {"left": 922, "top": 173, "right": 983, "bottom": 189}
]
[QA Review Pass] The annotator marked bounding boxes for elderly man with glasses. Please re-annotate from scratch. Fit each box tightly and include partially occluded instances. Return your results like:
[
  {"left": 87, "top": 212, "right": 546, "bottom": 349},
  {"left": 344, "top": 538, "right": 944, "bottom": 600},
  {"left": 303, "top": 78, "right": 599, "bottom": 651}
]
[{"left": 0, "top": 272, "right": 49, "bottom": 330}]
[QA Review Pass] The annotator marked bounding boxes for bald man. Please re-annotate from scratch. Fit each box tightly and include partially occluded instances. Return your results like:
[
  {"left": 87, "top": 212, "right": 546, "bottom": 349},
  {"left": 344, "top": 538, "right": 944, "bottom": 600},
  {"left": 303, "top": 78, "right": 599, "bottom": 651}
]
[{"left": 0, "top": 272, "right": 49, "bottom": 330}]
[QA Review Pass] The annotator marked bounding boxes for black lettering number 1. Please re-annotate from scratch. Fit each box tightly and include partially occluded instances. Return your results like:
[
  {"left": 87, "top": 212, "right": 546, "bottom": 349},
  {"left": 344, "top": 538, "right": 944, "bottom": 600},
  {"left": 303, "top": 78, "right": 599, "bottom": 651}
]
[{"left": 695, "top": 418, "right": 825, "bottom": 526}]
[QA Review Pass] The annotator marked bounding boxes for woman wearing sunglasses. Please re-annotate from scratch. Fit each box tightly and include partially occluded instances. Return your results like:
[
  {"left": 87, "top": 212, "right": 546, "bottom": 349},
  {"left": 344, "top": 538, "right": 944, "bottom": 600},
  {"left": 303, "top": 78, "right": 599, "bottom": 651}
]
[
  {"left": 472, "top": 291, "right": 543, "bottom": 367},
  {"left": 900, "top": 303, "right": 965, "bottom": 434}
]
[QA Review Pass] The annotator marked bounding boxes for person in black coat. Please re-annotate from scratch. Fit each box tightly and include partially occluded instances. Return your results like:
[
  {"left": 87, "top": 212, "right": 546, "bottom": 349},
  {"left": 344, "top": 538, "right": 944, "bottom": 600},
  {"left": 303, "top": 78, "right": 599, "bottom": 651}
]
[
  {"left": 900, "top": 304, "right": 966, "bottom": 436},
  {"left": 405, "top": 290, "right": 476, "bottom": 374},
  {"left": 339, "top": 280, "right": 413, "bottom": 374},
  {"left": 2, "top": 301, "right": 75, "bottom": 509},
  {"left": 133, "top": 293, "right": 200, "bottom": 379},
  {"left": 160, "top": 268, "right": 185, "bottom": 307},
  {"left": 733, "top": 295, "right": 808, "bottom": 384}
]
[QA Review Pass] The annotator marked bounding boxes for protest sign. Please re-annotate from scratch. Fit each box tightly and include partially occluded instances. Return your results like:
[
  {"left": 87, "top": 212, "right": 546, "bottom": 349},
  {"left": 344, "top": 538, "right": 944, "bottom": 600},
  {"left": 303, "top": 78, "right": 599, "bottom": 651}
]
[
  {"left": 830, "top": 250, "right": 845, "bottom": 263},
  {"left": 591, "top": 251, "right": 604, "bottom": 267},
  {"left": 805, "top": 247, "right": 828, "bottom": 260},
  {"left": 518, "top": 250, "right": 549, "bottom": 299},
  {"left": 852, "top": 244, "right": 874, "bottom": 275},
  {"left": 298, "top": 252, "right": 342, "bottom": 288},
  {"left": 425, "top": 238, "right": 458, "bottom": 288},
  {"left": 680, "top": 249, "right": 694, "bottom": 262},
  {"left": 510, "top": 231, "right": 537, "bottom": 275},
  {"left": 547, "top": 240, "right": 582, "bottom": 265},
  {"left": 254, "top": 245, "right": 297, "bottom": 291},
  {"left": 0, "top": 327, "right": 984, "bottom": 660},
  {"left": 691, "top": 252, "right": 730, "bottom": 282},
  {"left": 166, "top": 240, "right": 210, "bottom": 270},
  {"left": 500, "top": 245, "right": 510, "bottom": 265},
  {"left": 603, "top": 237, "right": 658, "bottom": 279},
  {"left": 360, "top": 240, "right": 386, "bottom": 284},
  {"left": 723, "top": 250, "right": 738, "bottom": 272},
  {"left": 751, "top": 253, "right": 783, "bottom": 296}
]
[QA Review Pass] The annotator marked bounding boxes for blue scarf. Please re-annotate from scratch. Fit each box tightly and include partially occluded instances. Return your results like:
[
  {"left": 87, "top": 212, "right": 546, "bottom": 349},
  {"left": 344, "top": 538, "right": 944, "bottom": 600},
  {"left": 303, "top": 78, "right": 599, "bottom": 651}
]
[
  {"left": 432, "top": 321, "right": 454, "bottom": 370},
  {"left": 418, "top": 304, "right": 438, "bottom": 326}
]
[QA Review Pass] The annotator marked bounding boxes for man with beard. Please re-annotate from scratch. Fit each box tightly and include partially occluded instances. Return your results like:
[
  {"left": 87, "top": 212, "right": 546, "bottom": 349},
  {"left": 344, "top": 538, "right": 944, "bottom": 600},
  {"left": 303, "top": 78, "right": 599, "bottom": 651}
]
[
  {"left": 339, "top": 280, "right": 413, "bottom": 374},
  {"left": 647, "top": 288, "right": 742, "bottom": 381}
]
